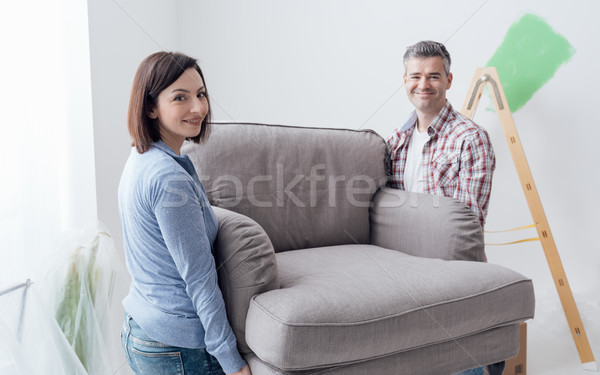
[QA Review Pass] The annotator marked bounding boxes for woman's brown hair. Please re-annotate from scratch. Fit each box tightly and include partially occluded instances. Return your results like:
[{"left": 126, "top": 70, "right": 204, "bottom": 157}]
[{"left": 127, "top": 52, "right": 212, "bottom": 153}]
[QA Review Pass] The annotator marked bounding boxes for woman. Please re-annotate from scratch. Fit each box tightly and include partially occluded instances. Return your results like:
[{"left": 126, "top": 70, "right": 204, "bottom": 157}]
[{"left": 119, "top": 52, "right": 251, "bottom": 375}]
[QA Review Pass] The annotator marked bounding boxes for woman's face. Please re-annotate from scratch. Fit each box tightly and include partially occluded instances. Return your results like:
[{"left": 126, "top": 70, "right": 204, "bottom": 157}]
[{"left": 149, "top": 68, "right": 208, "bottom": 152}]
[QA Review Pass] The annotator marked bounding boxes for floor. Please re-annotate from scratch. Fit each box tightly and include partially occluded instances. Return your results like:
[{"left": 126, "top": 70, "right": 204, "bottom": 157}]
[{"left": 527, "top": 286, "right": 599, "bottom": 375}]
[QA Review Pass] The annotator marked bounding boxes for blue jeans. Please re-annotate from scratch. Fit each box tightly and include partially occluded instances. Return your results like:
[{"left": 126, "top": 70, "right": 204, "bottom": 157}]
[
  {"left": 455, "top": 367, "right": 485, "bottom": 375},
  {"left": 455, "top": 361, "right": 505, "bottom": 375},
  {"left": 121, "top": 313, "right": 225, "bottom": 375}
]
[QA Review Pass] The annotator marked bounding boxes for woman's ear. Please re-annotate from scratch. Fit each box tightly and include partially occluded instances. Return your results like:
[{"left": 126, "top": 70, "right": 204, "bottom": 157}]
[{"left": 148, "top": 107, "right": 158, "bottom": 119}]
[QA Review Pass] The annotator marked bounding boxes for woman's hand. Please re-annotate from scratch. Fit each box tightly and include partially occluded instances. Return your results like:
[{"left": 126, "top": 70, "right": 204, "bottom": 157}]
[{"left": 227, "top": 364, "right": 251, "bottom": 375}]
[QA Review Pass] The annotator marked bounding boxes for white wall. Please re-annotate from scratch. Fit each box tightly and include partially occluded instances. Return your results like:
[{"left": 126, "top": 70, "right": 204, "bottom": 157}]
[{"left": 87, "top": 0, "right": 180, "bottom": 260}]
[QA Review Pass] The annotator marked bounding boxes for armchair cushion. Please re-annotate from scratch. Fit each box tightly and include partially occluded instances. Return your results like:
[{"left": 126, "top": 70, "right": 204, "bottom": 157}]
[
  {"left": 245, "top": 324, "right": 520, "bottom": 375},
  {"left": 245, "top": 245, "right": 534, "bottom": 370},
  {"left": 370, "top": 188, "right": 486, "bottom": 261},
  {"left": 212, "top": 207, "right": 279, "bottom": 353}
]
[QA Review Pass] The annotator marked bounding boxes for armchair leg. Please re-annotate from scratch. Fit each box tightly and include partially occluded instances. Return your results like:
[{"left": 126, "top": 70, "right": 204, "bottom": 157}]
[{"left": 501, "top": 322, "right": 527, "bottom": 375}]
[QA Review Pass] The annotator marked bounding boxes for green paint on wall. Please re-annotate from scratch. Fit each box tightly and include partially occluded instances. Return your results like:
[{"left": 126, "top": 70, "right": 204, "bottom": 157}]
[{"left": 486, "top": 13, "right": 575, "bottom": 112}]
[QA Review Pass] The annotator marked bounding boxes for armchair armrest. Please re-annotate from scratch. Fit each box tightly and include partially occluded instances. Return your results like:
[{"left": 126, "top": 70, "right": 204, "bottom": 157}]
[
  {"left": 370, "top": 188, "right": 485, "bottom": 262},
  {"left": 212, "top": 206, "right": 279, "bottom": 354}
]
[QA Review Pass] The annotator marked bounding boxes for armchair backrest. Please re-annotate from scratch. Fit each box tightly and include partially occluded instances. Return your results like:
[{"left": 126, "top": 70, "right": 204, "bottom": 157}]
[{"left": 182, "top": 123, "right": 387, "bottom": 252}]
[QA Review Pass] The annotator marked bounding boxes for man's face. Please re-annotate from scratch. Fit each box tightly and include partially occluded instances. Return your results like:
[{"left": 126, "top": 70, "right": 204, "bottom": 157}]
[{"left": 404, "top": 56, "right": 453, "bottom": 117}]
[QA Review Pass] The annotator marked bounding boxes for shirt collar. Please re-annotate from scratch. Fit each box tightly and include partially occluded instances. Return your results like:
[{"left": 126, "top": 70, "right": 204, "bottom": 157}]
[
  {"left": 400, "top": 100, "right": 453, "bottom": 136},
  {"left": 400, "top": 111, "right": 418, "bottom": 132},
  {"left": 152, "top": 140, "right": 179, "bottom": 156},
  {"left": 152, "top": 140, "right": 197, "bottom": 176},
  {"left": 428, "top": 100, "right": 453, "bottom": 136}
]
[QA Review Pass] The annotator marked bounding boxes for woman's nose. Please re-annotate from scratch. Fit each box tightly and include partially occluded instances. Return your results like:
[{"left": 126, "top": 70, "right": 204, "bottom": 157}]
[{"left": 191, "top": 97, "right": 207, "bottom": 114}]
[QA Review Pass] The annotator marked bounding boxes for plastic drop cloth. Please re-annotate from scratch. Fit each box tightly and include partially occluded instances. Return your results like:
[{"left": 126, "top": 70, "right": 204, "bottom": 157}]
[{"left": 0, "top": 221, "right": 131, "bottom": 375}]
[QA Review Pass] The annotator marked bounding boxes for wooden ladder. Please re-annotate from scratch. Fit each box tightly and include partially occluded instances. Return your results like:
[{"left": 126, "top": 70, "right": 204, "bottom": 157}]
[{"left": 461, "top": 67, "right": 596, "bottom": 371}]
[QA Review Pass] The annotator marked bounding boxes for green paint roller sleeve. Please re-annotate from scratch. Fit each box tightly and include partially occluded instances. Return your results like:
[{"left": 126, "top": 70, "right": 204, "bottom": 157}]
[{"left": 486, "top": 13, "right": 575, "bottom": 112}]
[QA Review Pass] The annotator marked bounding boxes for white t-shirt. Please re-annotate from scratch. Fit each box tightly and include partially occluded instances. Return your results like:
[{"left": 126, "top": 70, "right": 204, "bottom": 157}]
[{"left": 403, "top": 127, "right": 430, "bottom": 192}]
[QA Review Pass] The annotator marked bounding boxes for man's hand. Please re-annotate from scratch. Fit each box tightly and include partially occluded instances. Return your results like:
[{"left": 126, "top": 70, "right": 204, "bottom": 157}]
[{"left": 227, "top": 364, "right": 251, "bottom": 375}]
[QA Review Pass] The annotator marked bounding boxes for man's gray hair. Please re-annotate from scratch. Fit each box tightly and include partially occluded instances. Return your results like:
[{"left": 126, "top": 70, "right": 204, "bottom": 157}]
[{"left": 403, "top": 40, "right": 451, "bottom": 76}]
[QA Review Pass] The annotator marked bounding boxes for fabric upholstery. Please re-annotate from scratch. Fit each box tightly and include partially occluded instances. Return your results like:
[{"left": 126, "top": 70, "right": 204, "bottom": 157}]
[
  {"left": 182, "top": 123, "right": 387, "bottom": 252},
  {"left": 212, "top": 207, "right": 279, "bottom": 353},
  {"left": 370, "top": 188, "right": 486, "bottom": 261},
  {"left": 245, "top": 245, "right": 534, "bottom": 370},
  {"left": 244, "top": 324, "right": 520, "bottom": 375}
]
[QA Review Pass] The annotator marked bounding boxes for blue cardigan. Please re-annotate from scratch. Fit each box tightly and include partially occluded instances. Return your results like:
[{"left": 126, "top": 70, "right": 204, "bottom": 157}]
[{"left": 118, "top": 140, "right": 245, "bottom": 373}]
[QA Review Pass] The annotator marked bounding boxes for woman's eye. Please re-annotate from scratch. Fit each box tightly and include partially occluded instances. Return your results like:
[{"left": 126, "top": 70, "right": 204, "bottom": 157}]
[
  {"left": 198, "top": 92, "right": 206, "bottom": 98},
  {"left": 174, "top": 95, "right": 186, "bottom": 101}
]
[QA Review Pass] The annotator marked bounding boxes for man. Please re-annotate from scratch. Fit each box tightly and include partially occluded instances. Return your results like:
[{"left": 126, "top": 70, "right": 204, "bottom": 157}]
[
  {"left": 388, "top": 40, "right": 495, "bottom": 229},
  {"left": 387, "top": 41, "right": 501, "bottom": 375}
]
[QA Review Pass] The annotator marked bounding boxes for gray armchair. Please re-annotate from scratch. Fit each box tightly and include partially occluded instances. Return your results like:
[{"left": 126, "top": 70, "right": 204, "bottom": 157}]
[{"left": 182, "top": 123, "right": 534, "bottom": 375}]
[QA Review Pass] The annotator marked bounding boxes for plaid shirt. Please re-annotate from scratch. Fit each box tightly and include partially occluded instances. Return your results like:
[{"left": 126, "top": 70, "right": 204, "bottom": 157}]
[{"left": 387, "top": 101, "right": 496, "bottom": 228}]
